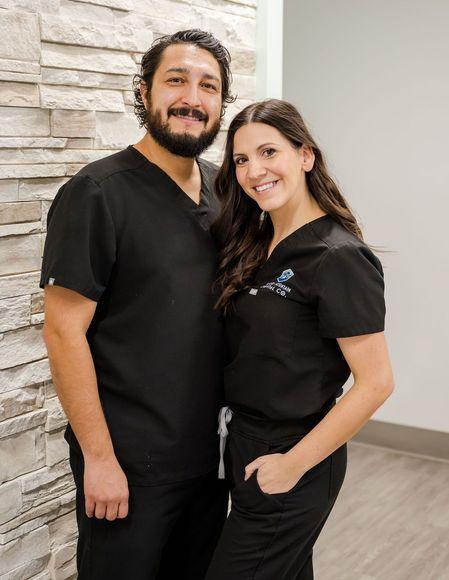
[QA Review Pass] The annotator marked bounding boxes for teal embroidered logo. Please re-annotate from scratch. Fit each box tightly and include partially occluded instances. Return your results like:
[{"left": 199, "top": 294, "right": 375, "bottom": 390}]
[{"left": 277, "top": 269, "right": 294, "bottom": 283}]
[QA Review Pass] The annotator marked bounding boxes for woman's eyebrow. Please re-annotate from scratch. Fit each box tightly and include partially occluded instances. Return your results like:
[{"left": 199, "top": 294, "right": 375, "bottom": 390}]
[
  {"left": 256, "top": 142, "right": 277, "bottom": 150},
  {"left": 233, "top": 142, "right": 277, "bottom": 157}
]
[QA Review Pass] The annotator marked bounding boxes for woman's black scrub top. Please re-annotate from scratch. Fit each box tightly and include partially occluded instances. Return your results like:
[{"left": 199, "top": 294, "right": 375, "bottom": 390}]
[{"left": 224, "top": 215, "right": 385, "bottom": 439}]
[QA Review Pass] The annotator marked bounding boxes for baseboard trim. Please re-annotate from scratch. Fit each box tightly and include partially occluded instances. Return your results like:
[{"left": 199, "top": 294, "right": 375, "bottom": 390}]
[{"left": 352, "top": 419, "right": 449, "bottom": 462}]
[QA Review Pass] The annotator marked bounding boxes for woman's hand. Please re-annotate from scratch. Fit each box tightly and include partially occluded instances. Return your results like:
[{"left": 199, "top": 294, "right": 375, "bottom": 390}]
[{"left": 244, "top": 453, "right": 305, "bottom": 495}]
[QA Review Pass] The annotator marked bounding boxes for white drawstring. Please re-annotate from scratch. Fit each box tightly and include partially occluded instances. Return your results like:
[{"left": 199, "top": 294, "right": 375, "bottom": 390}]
[{"left": 217, "top": 406, "right": 233, "bottom": 479}]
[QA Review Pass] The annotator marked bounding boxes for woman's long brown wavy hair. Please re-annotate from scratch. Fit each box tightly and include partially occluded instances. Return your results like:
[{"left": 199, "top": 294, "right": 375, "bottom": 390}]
[{"left": 212, "top": 99, "right": 362, "bottom": 312}]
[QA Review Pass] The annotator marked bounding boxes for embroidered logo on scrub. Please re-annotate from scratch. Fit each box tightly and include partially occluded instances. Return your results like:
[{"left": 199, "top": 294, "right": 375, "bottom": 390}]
[
  {"left": 277, "top": 269, "right": 294, "bottom": 283},
  {"left": 249, "top": 269, "right": 295, "bottom": 298},
  {"left": 254, "top": 268, "right": 295, "bottom": 298}
]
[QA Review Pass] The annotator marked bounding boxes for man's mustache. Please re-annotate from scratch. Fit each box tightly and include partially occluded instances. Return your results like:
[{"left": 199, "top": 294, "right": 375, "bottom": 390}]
[{"left": 169, "top": 107, "right": 208, "bottom": 122}]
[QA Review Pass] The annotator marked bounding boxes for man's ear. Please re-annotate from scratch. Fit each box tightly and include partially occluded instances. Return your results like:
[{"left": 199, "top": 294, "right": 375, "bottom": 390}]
[
  {"left": 301, "top": 145, "right": 315, "bottom": 172},
  {"left": 140, "top": 81, "right": 149, "bottom": 110}
]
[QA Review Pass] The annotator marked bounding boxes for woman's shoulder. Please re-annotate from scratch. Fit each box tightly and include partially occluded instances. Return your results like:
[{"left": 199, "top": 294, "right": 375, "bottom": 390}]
[
  {"left": 305, "top": 215, "right": 383, "bottom": 277},
  {"left": 307, "top": 214, "right": 360, "bottom": 247}
]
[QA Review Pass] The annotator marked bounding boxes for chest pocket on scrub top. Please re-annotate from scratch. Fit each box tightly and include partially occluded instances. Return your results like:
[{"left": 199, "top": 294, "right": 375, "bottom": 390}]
[{"left": 230, "top": 287, "right": 301, "bottom": 360}]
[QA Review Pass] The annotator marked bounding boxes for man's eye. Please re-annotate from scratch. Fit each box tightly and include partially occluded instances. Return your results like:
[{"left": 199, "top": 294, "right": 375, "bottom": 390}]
[
  {"left": 202, "top": 83, "right": 217, "bottom": 91},
  {"left": 168, "top": 78, "right": 183, "bottom": 84}
]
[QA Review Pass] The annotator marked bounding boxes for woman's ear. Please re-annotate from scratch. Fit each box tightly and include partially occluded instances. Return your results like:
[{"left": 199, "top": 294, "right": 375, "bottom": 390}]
[{"left": 301, "top": 145, "right": 315, "bottom": 172}]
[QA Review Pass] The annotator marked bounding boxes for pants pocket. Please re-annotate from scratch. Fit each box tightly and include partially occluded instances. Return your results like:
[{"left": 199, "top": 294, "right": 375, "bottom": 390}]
[
  {"left": 228, "top": 431, "right": 283, "bottom": 512},
  {"left": 266, "top": 455, "right": 331, "bottom": 504},
  {"left": 263, "top": 436, "right": 305, "bottom": 499},
  {"left": 226, "top": 430, "right": 270, "bottom": 489},
  {"left": 232, "top": 470, "right": 283, "bottom": 514}
]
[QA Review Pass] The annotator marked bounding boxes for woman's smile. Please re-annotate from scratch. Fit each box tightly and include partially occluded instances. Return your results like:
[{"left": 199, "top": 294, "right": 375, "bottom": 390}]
[{"left": 253, "top": 179, "right": 280, "bottom": 193}]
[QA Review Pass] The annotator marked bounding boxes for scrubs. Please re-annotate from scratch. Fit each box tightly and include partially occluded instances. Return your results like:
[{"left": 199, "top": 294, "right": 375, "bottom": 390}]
[
  {"left": 40, "top": 145, "right": 228, "bottom": 579},
  {"left": 207, "top": 214, "right": 385, "bottom": 580}
]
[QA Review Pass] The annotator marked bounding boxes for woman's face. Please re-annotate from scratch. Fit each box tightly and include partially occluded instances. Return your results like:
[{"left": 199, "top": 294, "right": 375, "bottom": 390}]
[{"left": 232, "top": 122, "right": 313, "bottom": 213}]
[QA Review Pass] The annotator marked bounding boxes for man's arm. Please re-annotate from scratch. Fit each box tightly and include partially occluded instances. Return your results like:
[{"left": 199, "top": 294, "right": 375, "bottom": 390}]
[{"left": 43, "top": 285, "right": 129, "bottom": 521}]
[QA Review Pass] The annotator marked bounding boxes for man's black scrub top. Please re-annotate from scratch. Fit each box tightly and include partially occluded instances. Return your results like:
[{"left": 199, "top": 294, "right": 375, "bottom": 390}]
[
  {"left": 40, "top": 145, "right": 223, "bottom": 485},
  {"left": 224, "top": 215, "right": 385, "bottom": 440}
]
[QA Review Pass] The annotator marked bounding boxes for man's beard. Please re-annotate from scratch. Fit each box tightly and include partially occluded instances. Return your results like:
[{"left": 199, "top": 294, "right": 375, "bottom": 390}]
[{"left": 144, "top": 104, "right": 221, "bottom": 158}]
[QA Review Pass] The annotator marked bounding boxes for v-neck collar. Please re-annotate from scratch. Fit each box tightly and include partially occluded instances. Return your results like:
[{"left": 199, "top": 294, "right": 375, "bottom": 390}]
[
  {"left": 127, "top": 145, "right": 210, "bottom": 210},
  {"left": 127, "top": 145, "right": 216, "bottom": 234},
  {"left": 263, "top": 214, "right": 332, "bottom": 268}
]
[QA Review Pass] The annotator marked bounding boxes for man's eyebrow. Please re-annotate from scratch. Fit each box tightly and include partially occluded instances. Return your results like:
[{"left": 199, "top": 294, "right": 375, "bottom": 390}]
[
  {"left": 165, "top": 67, "right": 188, "bottom": 74},
  {"left": 203, "top": 73, "right": 221, "bottom": 83},
  {"left": 165, "top": 67, "right": 220, "bottom": 83}
]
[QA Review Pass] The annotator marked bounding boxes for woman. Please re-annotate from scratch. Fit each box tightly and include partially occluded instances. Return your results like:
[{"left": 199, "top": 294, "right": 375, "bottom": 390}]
[{"left": 206, "top": 99, "right": 394, "bottom": 580}]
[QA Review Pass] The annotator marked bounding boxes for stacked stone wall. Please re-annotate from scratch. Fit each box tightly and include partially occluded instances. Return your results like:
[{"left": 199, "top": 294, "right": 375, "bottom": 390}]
[{"left": 0, "top": 1, "right": 257, "bottom": 577}]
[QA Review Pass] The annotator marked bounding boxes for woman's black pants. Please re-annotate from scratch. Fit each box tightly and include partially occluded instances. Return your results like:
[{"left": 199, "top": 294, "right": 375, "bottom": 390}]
[{"left": 206, "top": 427, "right": 347, "bottom": 580}]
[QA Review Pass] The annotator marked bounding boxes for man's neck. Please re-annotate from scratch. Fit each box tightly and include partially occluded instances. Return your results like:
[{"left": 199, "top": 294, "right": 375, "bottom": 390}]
[
  {"left": 133, "top": 133, "right": 202, "bottom": 205},
  {"left": 133, "top": 133, "right": 196, "bottom": 182}
]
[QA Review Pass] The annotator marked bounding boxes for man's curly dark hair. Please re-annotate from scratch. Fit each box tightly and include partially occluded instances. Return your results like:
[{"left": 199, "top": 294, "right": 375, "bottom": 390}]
[{"left": 133, "top": 29, "right": 236, "bottom": 129}]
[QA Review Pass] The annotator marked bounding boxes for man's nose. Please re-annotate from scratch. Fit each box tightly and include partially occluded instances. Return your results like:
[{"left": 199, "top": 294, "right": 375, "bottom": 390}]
[{"left": 181, "top": 83, "right": 201, "bottom": 108}]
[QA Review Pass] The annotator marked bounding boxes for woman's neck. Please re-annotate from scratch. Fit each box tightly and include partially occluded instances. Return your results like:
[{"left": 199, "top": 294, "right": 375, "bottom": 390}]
[{"left": 267, "top": 190, "right": 326, "bottom": 257}]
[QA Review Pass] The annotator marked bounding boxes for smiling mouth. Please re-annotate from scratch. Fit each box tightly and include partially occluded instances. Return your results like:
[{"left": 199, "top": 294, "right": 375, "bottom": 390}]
[
  {"left": 169, "top": 106, "right": 207, "bottom": 124},
  {"left": 172, "top": 113, "right": 204, "bottom": 124},
  {"left": 253, "top": 180, "right": 280, "bottom": 193}
]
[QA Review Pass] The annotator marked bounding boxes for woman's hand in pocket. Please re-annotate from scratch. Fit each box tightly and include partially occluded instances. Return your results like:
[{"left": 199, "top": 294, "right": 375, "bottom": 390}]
[{"left": 245, "top": 453, "right": 305, "bottom": 494}]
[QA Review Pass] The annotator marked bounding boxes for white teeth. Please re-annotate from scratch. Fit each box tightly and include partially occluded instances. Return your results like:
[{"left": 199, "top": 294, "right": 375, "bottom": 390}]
[
  {"left": 255, "top": 181, "right": 277, "bottom": 192},
  {"left": 175, "top": 114, "right": 199, "bottom": 120}
]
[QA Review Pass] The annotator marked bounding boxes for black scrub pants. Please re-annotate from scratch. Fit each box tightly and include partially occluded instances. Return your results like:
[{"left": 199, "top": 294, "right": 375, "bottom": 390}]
[
  {"left": 206, "top": 426, "right": 347, "bottom": 580},
  {"left": 70, "top": 450, "right": 229, "bottom": 580}
]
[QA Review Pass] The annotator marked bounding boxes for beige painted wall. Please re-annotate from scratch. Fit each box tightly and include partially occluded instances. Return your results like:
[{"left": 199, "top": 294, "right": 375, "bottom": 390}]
[{"left": 283, "top": 0, "right": 449, "bottom": 434}]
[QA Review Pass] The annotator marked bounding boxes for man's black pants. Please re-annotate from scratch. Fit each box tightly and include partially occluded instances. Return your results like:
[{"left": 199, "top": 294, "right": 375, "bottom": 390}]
[
  {"left": 205, "top": 428, "right": 347, "bottom": 580},
  {"left": 70, "top": 451, "right": 229, "bottom": 579}
]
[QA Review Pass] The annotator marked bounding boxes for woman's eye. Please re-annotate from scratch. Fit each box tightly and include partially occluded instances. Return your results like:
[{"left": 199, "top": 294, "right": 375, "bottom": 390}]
[
  {"left": 263, "top": 148, "right": 276, "bottom": 157},
  {"left": 234, "top": 158, "right": 246, "bottom": 166}
]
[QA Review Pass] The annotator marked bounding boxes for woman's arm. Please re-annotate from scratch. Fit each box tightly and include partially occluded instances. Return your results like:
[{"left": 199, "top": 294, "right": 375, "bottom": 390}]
[{"left": 245, "top": 331, "right": 394, "bottom": 493}]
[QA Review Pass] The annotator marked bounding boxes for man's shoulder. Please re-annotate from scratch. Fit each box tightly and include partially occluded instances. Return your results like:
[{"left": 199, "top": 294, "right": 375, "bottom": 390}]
[
  {"left": 76, "top": 147, "right": 144, "bottom": 185},
  {"left": 198, "top": 156, "right": 219, "bottom": 179},
  {"left": 198, "top": 156, "right": 219, "bottom": 197},
  {"left": 198, "top": 156, "right": 219, "bottom": 170}
]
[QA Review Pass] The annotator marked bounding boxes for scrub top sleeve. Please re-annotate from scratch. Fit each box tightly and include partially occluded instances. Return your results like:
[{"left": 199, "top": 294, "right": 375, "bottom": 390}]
[
  {"left": 314, "top": 242, "right": 386, "bottom": 338},
  {"left": 39, "top": 175, "right": 116, "bottom": 302}
]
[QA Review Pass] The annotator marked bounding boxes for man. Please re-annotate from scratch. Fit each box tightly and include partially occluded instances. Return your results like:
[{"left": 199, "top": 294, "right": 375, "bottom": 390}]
[{"left": 41, "top": 29, "right": 234, "bottom": 579}]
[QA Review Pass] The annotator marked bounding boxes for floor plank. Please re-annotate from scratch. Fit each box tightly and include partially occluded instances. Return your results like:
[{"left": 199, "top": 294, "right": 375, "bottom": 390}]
[{"left": 314, "top": 442, "right": 449, "bottom": 579}]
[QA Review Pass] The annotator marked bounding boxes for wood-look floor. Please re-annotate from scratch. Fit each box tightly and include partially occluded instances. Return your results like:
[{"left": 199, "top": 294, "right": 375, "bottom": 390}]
[{"left": 314, "top": 442, "right": 449, "bottom": 580}]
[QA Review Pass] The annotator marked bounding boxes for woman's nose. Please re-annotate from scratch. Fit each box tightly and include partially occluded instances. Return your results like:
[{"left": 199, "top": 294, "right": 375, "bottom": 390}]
[{"left": 247, "top": 161, "right": 267, "bottom": 181}]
